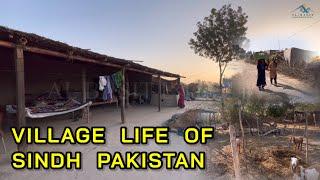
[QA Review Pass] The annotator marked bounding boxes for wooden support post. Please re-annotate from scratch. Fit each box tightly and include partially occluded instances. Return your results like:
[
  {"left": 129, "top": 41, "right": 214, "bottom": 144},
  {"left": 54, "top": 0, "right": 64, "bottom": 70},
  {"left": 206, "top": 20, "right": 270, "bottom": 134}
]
[
  {"left": 145, "top": 82, "right": 149, "bottom": 102},
  {"left": 313, "top": 112, "right": 317, "bottom": 127},
  {"left": 305, "top": 112, "right": 309, "bottom": 164},
  {"left": 81, "top": 68, "right": 90, "bottom": 123},
  {"left": 158, "top": 75, "right": 161, "bottom": 112},
  {"left": 133, "top": 82, "right": 137, "bottom": 94},
  {"left": 229, "top": 125, "right": 241, "bottom": 180},
  {"left": 15, "top": 45, "right": 27, "bottom": 151},
  {"left": 238, "top": 100, "right": 246, "bottom": 156},
  {"left": 82, "top": 68, "right": 87, "bottom": 103},
  {"left": 125, "top": 75, "right": 129, "bottom": 108},
  {"left": 121, "top": 68, "right": 126, "bottom": 124},
  {"left": 293, "top": 110, "right": 296, "bottom": 135},
  {"left": 256, "top": 118, "right": 260, "bottom": 136}
]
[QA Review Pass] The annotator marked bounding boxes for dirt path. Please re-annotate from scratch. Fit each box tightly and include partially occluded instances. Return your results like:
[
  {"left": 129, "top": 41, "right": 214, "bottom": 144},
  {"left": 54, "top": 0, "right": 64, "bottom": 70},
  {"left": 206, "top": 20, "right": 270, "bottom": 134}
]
[{"left": 232, "top": 61, "right": 319, "bottom": 103}]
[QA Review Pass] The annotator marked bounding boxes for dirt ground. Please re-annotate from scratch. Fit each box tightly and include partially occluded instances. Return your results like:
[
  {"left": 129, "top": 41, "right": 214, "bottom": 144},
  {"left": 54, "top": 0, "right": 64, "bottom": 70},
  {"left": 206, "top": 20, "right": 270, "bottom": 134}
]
[
  {"left": 207, "top": 123, "right": 320, "bottom": 180},
  {"left": 0, "top": 101, "right": 218, "bottom": 180},
  {"left": 0, "top": 86, "right": 319, "bottom": 180}
]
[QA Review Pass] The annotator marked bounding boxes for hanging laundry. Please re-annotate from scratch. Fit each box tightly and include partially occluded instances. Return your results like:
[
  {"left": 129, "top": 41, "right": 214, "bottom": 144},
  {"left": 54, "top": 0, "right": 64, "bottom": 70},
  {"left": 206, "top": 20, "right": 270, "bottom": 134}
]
[
  {"left": 102, "top": 76, "right": 113, "bottom": 101},
  {"left": 106, "top": 76, "right": 113, "bottom": 100},
  {"left": 110, "top": 75, "right": 118, "bottom": 93},
  {"left": 99, "top": 76, "right": 107, "bottom": 91},
  {"left": 111, "top": 71, "right": 123, "bottom": 89}
]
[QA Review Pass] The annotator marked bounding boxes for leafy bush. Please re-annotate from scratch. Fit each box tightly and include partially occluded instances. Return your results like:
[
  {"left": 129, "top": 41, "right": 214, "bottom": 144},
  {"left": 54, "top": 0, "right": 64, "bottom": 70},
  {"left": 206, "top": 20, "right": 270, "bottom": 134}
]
[
  {"left": 266, "top": 104, "right": 287, "bottom": 118},
  {"left": 244, "top": 94, "right": 267, "bottom": 118}
]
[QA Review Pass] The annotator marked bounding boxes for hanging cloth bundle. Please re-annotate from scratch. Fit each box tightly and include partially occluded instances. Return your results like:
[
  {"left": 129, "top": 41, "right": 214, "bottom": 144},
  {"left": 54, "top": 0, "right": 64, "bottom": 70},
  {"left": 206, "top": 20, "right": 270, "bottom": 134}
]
[
  {"left": 99, "top": 76, "right": 107, "bottom": 91},
  {"left": 98, "top": 71, "right": 123, "bottom": 101},
  {"left": 111, "top": 71, "right": 123, "bottom": 90},
  {"left": 102, "top": 76, "right": 113, "bottom": 101}
]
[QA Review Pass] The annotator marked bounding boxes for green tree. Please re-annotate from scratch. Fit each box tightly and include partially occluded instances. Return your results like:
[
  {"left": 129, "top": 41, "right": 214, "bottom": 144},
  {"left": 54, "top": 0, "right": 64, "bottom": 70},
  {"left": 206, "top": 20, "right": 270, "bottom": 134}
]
[
  {"left": 187, "top": 82, "right": 199, "bottom": 94},
  {"left": 189, "top": 4, "right": 248, "bottom": 120},
  {"left": 189, "top": 4, "right": 248, "bottom": 93}
]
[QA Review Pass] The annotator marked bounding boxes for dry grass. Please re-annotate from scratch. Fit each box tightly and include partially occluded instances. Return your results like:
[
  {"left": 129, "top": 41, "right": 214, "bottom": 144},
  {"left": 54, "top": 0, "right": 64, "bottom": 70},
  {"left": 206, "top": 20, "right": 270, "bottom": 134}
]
[{"left": 207, "top": 126, "right": 320, "bottom": 179}]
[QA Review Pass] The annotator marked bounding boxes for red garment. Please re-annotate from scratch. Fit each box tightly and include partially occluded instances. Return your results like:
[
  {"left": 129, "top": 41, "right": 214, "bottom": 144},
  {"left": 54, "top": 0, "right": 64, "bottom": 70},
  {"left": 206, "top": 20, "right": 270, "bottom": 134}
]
[{"left": 178, "top": 85, "right": 185, "bottom": 108}]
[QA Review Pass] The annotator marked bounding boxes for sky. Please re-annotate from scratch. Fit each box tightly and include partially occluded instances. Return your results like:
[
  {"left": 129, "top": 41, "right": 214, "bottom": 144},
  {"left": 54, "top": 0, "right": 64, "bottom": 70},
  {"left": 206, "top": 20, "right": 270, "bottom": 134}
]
[{"left": 1, "top": 0, "right": 319, "bottom": 83}]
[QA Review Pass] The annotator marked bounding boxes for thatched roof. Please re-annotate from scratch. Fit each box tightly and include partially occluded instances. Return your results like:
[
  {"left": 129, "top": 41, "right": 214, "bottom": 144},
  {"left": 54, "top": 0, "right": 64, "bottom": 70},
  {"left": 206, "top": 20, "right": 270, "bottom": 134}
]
[{"left": 0, "top": 26, "right": 181, "bottom": 78}]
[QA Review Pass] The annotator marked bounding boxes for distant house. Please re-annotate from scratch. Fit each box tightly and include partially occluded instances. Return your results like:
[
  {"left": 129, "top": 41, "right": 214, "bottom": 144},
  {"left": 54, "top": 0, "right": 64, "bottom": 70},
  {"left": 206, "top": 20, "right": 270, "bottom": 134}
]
[
  {"left": 264, "top": 50, "right": 280, "bottom": 55},
  {"left": 284, "top": 47, "right": 317, "bottom": 67}
]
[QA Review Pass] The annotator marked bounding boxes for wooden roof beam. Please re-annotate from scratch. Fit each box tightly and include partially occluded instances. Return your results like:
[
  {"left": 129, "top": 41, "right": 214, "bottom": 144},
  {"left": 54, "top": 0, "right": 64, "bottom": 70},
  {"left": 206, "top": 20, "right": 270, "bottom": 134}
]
[{"left": 0, "top": 40, "right": 182, "bottom": 78}]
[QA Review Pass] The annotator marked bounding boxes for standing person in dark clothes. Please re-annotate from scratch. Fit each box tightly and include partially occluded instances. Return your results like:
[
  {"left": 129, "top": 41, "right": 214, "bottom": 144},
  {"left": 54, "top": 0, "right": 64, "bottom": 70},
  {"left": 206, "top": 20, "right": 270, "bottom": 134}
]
[
  {"left": 177, "top": 84, "right": 185, "bottom": 108},
  {"left": 256, "top": 58, "right": 268, "bottom": 91},
  {"left": 269, "top": 58, "right": 278, "bottom": 85}
]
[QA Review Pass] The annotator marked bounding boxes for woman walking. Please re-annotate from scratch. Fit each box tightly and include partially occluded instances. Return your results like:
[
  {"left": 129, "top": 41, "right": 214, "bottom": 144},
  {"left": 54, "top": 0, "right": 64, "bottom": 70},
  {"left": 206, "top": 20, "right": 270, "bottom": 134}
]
[
  {"left": 269, "top": 58, "right": 278, "bottom": 85},
  {"left": 256, "top": 58, "right": 268, "bottom": 91}
]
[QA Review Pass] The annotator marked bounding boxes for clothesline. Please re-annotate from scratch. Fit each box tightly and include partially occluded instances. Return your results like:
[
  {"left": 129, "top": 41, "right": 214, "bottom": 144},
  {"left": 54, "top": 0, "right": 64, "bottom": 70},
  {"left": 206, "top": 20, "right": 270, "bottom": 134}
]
[{"left": 99, "top": 71, "right": 123, "bottom": 101}]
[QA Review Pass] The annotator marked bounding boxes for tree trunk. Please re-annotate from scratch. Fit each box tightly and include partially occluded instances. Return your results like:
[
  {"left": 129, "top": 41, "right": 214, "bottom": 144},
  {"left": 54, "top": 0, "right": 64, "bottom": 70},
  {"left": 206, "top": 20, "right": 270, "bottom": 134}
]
[{"left": 219, "top": 61, "right": 225, "bottom": 122}]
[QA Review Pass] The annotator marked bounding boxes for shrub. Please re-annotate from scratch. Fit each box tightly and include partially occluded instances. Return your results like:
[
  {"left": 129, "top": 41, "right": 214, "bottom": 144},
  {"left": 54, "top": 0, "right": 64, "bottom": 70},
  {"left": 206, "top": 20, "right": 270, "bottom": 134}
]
[{"left": 266, "top": 104, "right": 287, "bottom": 118}]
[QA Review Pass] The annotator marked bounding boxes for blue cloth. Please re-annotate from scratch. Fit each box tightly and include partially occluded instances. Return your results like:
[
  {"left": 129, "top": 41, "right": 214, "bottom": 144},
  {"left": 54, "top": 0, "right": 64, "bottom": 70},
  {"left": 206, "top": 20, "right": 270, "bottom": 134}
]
[{"left": 102, "top": 76, "right": 113, "bottom": 101}]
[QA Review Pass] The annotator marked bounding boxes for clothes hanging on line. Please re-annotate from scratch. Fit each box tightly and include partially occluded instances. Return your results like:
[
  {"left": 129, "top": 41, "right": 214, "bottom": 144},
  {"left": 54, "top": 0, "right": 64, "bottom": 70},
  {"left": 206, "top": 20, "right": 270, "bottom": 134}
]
[
  {"left": 109, "top": 75, "right": 117, "bottom": 93},
  {"left": 98, "top": 71, "right": 123, "bottom": 101},
  {"left": 111, "top": 71, "right": 123, "bottom": 89},
  {"left": 102, "top": 76, "right": 113, "bottom": 101},
  {"left": 99, "top": 76, "right": 107, "bottom": 91}
]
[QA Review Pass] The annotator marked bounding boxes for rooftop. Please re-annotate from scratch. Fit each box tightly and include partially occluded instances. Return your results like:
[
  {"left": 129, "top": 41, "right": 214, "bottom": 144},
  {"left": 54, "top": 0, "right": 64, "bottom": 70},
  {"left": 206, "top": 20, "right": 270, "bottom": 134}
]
[{"left": 0, "top": 26, "right": 181, "bottom": 78}]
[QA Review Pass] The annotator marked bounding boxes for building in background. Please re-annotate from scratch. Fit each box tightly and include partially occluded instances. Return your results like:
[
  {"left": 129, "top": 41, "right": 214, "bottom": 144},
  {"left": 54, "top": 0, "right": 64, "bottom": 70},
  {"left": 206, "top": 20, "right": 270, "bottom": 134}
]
[{"left": 284, "top": 47, "right": 318, "bottom": 67}]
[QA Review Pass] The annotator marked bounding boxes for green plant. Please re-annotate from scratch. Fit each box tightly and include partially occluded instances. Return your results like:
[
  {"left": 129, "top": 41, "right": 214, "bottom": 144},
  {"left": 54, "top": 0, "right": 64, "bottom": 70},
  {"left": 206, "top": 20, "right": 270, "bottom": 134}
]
[
  {"left": 295, "top": 102, "right": 319, "bottom": 112},
  {"left": 244, "top": 94, "right": 267, "bottom": 118},
  {"left": 266, "top": 104, "right": 287, "bottom": 118},
  {"left": 224, "top": 98, "right": 240, "bottom": 126}
]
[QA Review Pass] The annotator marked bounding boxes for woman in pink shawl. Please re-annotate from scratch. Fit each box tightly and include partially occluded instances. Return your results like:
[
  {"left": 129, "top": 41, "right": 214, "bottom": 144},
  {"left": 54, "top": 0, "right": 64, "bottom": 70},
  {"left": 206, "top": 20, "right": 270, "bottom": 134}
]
[{"left": 178, "top": 84, "right": 185, "bottom": 108}]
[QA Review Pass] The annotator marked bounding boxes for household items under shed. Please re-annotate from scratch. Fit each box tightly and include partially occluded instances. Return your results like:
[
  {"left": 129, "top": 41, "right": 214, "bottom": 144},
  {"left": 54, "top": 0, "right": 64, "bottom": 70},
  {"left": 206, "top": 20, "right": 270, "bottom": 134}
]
[
  {"left": 29, "top": 98, "right": 81, "bottom": 114},
  {"left": 6, "top": 90, "right": 91, "bottom": 119},
  {"left": 150, "top": 77, "right": 183, "bottom": 107}
]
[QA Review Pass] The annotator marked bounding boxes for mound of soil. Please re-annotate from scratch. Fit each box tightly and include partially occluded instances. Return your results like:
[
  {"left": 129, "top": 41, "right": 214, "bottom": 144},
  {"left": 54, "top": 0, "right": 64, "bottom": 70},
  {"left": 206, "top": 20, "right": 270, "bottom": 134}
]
[{"left": 164, "top": 109, "right": 202, "bottom": 130}]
